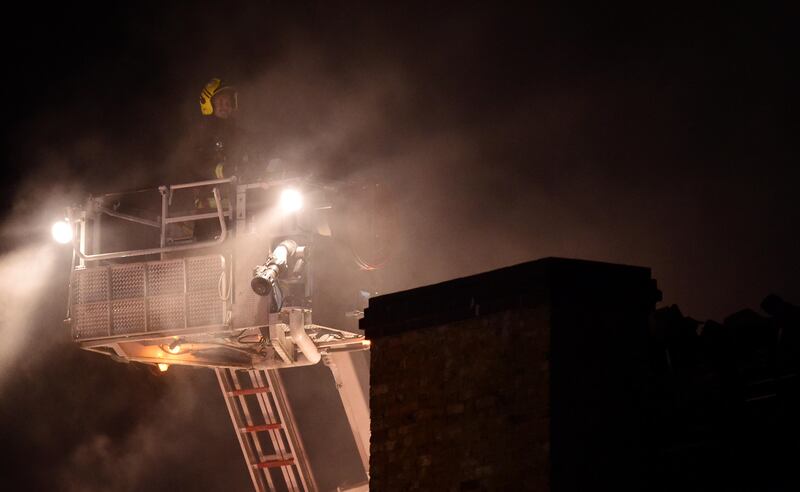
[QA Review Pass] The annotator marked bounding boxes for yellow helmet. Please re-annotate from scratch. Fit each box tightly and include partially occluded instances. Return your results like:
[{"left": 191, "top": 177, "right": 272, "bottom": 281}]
[{"left": 199, "top": 78, "right": 238, "bottom": 116}]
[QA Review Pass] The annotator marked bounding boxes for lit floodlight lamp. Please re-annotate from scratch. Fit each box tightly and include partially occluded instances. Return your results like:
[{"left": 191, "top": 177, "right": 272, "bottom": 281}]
[
  {"left": 159, "top": 338, "right": 183, "bottom": 355},
  {"left": 279, "top": 189, "right": 303, "bottom": 213},
  {"left": 51, "top": 220, "right": 73, "bottom": 244},
  {"left": 166, "top": 338, "right": 182, "bottom": 354}
]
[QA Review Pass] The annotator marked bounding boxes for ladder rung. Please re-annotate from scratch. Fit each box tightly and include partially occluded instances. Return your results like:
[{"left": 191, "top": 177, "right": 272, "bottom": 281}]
[
  {"left": 241, "top": 423, "right": 282, "bottom": 432},
  {"left": 228, "top": 387, "right": 270, "bottom": 396},
  {"left": 253, "top": 458, "right": 294, "bottom": 469}
]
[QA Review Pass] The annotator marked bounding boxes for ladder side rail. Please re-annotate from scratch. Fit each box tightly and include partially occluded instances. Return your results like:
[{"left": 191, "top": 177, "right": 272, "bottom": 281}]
[
  {"left": 230, "top": 368, "right": 279, "bottom": 491},
  {"left": 249, "top": 369, "right": 302, "bottom": 491},
  {"left": 265, "top": 369, "right": 319, "bottom": 492},
  {"left": 215, "top": 368, "right": 272, "bottom": 492}
]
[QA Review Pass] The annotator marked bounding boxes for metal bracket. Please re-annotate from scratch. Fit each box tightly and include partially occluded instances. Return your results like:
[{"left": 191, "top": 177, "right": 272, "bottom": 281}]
[{"left": 269, "top": 320, "right": 295, "bottom": 364}]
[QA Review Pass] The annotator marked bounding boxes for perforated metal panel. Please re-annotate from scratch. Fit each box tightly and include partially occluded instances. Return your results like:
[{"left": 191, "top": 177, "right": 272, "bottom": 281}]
[
  {"left": 71, "top": 255, "right": 226, "bottom": 340},
  {"left": 73, "top": 301, "right": 109, "bottom": 338},
  {"left": 186, "top": 255, "right": 221, "bottom": 292},
  {"left": 73, "top": 268, "right": 109, "bottom": 305},
  {"left": 148, "top": 260, "right": 184, "bottom": 296},
  {"left": 148, "top": 294, "right": 186, "bottom": 330},
  {"left": 188, "top": 290, "right": 223, "bottom": 326},
  {"left": 112, "top": 298, "right": 145, "bottom": 334},
  {"left": 111, "top": 264, "right": 144, "bottom": 299}
]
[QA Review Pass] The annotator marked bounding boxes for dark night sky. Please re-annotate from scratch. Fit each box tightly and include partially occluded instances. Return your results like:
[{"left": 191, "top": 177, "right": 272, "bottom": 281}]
[{"left": 0, "top": 2, "right": 798, "bottom": 491}]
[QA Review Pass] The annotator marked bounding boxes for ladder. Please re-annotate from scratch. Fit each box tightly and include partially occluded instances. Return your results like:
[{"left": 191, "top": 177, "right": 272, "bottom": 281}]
[{"left": 215, "top": 367, "right": 318, "bottom": 492}]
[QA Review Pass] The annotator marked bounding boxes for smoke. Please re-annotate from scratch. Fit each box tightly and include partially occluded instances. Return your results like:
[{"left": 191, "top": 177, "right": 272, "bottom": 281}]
[
  {"left": 0, "top": 158, "right": 96, "bottom": 388},
  {"left": 205, "top": 12, "right": 800, "bottom": 322},
  {"left": 1, "top": 4, "right": 797, "bottom": 491},
  {"left": 1, "top": 1, "right": 795, "bottom": 326},
  {"left": 0, "top": 244, "right": 58, "bottom": 386},
  {"left": 54, "top": 367, "right": 248, "bottom": 492}
]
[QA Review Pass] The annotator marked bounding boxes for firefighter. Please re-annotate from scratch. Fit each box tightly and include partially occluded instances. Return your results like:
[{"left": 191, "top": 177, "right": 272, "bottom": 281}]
[
  {"left": 197, "top": 77, "right": 245, "bottom": 181},
  {"left": 190, "top": 77, "right": 286, "bottom": 240},
  {"left": 192, "top": 78, "right": 246, "bottom": 240}
]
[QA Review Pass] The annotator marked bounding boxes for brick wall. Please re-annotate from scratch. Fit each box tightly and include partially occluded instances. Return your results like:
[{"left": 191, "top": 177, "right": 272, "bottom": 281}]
[
  {"left": 370, "top": 307, "right": 551, "bottom": 490},
  {"left": 362, "top": 257, "right": 659, "bottom": 491}
]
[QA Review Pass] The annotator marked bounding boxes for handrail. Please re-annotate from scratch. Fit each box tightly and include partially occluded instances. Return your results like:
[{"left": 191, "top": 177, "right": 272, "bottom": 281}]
[
  {"left": 95, "top": 177, "right": 236, "bottom": 198},
  {"left": 94, "top": 203, "right": 161, "bottom": 228},
  {"left": 167, "top": 177, "right": 235, "bottom": 191},
  {"left": 72, "top": 187, "right": 228, "bottom": 262},
  {"left": 89, "top": 177, "right": 237, "bottom": 229}
]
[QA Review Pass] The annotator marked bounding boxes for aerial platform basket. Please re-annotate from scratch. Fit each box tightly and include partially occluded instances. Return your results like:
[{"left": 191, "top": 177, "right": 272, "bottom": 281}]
[
  {"left": 65, "top": 176, "right": 366, "bottom": 371},
  {"left": 63, "top": 174, "right": 374, "bottom": 491}
]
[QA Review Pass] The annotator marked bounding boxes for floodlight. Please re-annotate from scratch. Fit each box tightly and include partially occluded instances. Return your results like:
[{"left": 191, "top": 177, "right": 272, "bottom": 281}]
[
  {"left": 167, "top": 339, "right": 182, "bottom": 354},
  {"left": 51, "top": 220, "right": 73, "bottom": 244},
  {"left": 279, "top": 189, "right": 303, "bottom": 213}
]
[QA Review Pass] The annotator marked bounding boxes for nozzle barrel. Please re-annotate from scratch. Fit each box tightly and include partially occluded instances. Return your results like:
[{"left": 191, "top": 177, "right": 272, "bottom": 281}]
[{"left": 251, "top": 239, "right": 299, "bottom": 297}]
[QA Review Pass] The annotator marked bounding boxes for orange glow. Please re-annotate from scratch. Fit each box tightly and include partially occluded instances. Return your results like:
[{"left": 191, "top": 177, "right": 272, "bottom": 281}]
[
  {"left": 166, "top": 344, "right": 182, "bottom": 354},
  {"left": 158, "top": 363, "right": 170, "bottom": 372}
]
